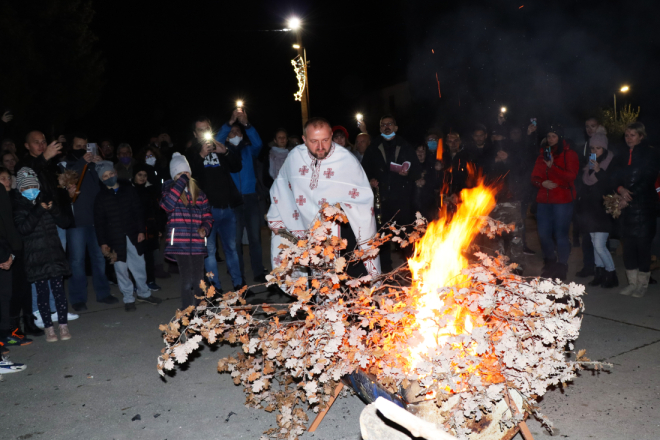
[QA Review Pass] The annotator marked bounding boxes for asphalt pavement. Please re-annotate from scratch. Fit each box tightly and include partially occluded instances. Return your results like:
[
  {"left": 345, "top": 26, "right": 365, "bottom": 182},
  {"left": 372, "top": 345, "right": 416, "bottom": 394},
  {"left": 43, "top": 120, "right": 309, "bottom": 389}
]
[{"left": 2, "top": 222, "right": 659, "bottom": 440}]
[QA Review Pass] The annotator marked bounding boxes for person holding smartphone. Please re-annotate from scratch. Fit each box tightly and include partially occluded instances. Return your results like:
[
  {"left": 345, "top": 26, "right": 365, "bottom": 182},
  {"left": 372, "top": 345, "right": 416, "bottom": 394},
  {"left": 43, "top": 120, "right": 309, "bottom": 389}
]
[
  {"left": 530, "top": 125, "right": 579, "bottom": 280},
  {"left": 576, "top": 133, "right": 617, "bottom": 288}
]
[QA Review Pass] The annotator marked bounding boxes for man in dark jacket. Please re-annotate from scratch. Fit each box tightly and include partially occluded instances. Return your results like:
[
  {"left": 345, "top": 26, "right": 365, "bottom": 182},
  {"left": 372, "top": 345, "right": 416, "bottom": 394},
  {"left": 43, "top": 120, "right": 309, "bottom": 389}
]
[
  {"left": 361, "top": 114, "right": 421, "bottom": 271},
  {"left": 93, "top": 161, "right": 161, "bottom": 311},
  {"left": 63, "top": 133, "right": 117, "bottom": 311},
  {"left": 465, "top": 124, "right": 497, "bottom": 178},
  {"left": 186, "top": 117, "right": 243, "bottom": 291}
]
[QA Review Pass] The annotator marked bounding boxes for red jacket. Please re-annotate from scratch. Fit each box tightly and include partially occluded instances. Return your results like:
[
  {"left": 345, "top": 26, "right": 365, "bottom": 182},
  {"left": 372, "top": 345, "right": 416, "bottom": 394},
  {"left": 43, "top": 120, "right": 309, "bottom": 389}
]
[{"left": 531, "top": 141, "right": 579, "bottom": 204}]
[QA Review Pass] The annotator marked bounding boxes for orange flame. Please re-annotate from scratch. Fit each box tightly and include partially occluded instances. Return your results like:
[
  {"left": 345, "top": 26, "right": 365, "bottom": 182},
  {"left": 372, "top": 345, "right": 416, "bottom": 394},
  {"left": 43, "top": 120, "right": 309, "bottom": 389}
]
[{"left": 407, "top": 172, "right": 498, "bottom": 380}]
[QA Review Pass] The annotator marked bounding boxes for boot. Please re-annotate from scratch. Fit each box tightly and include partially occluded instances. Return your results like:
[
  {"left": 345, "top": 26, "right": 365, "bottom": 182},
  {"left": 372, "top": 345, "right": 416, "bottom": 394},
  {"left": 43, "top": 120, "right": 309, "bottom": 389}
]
[
  {"left": 588, "top": 267, "right": 605, "bottom": 287},
  {"left": 620, "top": 269, "right": 638, "bottom": 296},
  {"left": 22, "top": 314, "right": 45, "bottom": 336},
  {"left": 601, "top": 270, "right": 619, "bottom": 288},
  {"left": 59, "top": 324, "right": 71, "bottom": 341},
  {"left": 576, "top": 266, "right": 595, "bottom": 278},
  {"left": 632, "top": 272, "right": 650, "bottom": 298},
  {"left": 44, "top": 326, "right": 58, "bottom": 343},
  {"left": 554, "top": 263, "right": 568, "bottom": 281},
  {"left": 541, "top": 257, "right": 557, "bottom": 278}
]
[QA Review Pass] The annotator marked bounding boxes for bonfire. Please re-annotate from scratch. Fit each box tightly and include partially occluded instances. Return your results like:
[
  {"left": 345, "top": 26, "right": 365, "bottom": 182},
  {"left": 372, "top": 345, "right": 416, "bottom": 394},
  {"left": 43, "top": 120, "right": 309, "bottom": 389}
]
[{"left": 157, "top": 176, "right": 608, "bottom": 439}]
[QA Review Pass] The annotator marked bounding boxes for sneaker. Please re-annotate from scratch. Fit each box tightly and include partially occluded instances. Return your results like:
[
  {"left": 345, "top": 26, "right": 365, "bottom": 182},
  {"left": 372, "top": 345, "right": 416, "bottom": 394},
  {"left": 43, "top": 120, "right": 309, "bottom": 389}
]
[
  {"left": 147, "top": 282, "right": 161, "bottom": 291},
  {"left": 33, "top": 311, "right": 45, "bottom": 329},
  {"left": 1, "top": 331, "right": 33, "bottom": 347},
  {"left": 136, "top": 296, "right": 162, "bottom": 305},
  {"left": 522, "top": 246, "right": 535, "bottom": 255},
  {"left": 72, "top": 302, "right": 88, "bottom": 312},
  {"left": 51, "top": 312, "right": 79, "bottom": 322},
  {"left": 0, "top": 357, "right": 27, "bottom": 374},
  {"left": 125, "top": 302, "right": 137, "bottom": 312},
  {"left": 97, "top": 295, "right": 119, "bottom": 305}
]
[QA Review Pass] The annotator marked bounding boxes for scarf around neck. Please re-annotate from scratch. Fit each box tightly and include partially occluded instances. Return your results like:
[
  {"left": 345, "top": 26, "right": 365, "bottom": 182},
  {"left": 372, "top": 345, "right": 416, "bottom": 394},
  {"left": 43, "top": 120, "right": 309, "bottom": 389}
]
[{"left": 582, "top": 150, "right": 613, "bottom": 186}]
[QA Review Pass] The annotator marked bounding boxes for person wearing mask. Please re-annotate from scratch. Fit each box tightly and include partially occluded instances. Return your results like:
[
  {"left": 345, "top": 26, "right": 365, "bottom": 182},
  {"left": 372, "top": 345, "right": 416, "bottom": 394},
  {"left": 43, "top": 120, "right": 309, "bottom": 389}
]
[
  {"left": 132, "top": 164, "right": 165, "bottom": 291},
  {"left": 136, "top": 145, "right": 169, "bottom": 192},
  {"left": 1, "top": 150, "right": 18, "bottom": 188},
  {"left": 160, "top": 154, "right": 213, "bottom": 308},
  {"left": 361, "top": 115, "right": 421, "bottom": 272},
  {"left": 93, "top": 162, "right": 162, "bottom": 311},
  {"left": 614, "top": 122, "right": 659, "bottom": 298},
  {"left": 114, "top": 143, "right": 135, "bottom": 181},
  {"left": 574, "top": 118, "right": 608, "bottom": 278},
  {"left": 530, "top": 125, "right": 579, "bottom": 281},
  {"left": 13, "top": 168, "right": 73, "bottom": 342},
  {"left": 64, "top": 133, "right": 117, "bottom": 311},
  {"left": 576, "top": 133, "right": 618, "bottom": 288},
  {"left": 185, "top": 117, "right": 243, "bottom": 292},
  {"left": 353, "top": 133, "right": 371, "bottom": 163},
  {"left": 216, "top": 110, "right": 267, "bottom": 284},
  {"left": 100, "top": 138, "right": 117, "bottom": 163}
]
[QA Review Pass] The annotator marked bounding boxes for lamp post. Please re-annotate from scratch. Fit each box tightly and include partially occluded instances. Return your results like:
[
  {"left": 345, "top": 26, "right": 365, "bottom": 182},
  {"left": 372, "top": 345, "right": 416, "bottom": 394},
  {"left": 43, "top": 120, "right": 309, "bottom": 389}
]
[
  {"left": 288, "top": 17, "right": 310, "bottom": 129},
  {"left": 614, "top": 85, "right": 630, "bottom": 121}
]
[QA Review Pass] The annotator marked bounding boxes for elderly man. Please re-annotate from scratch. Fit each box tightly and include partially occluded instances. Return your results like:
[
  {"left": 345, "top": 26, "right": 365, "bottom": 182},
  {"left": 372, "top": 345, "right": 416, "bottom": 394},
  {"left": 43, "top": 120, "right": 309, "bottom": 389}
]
[
  {"left": 353, "top": 133, "right": 370, "bottom": 163},
  {"left": 267, "top": 117, "right": 380, "bottom": 277}
]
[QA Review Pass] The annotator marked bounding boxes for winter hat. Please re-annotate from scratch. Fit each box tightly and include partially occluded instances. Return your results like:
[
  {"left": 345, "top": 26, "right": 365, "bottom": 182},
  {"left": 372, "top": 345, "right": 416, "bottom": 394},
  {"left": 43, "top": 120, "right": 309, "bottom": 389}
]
[
  {"left": 132, "top": 163, "right": 152, "bottom": 180},
  {"left": 16, "top": 167, "right": 40, "bottom": 190},
  {"left": 170, "top": 153, "right": 191, "bottom": 178},
  {"left": 589, "top": 133, "right": 609, "bottom": 150},
  {"left": 95, "top": 161, "right": 115, "bottom": 181},
  {"left": 332, "top": 125, "right": 349, "bottom": 140},
  {"left": 547, "top": 123, "right": 564, "bottom": 138}
]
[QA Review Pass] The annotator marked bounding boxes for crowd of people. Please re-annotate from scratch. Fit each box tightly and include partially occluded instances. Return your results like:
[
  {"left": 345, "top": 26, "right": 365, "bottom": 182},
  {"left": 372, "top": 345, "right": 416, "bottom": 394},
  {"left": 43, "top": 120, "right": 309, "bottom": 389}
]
[{"left": 0, "top": 106, "right": 657, "bottom": 374}]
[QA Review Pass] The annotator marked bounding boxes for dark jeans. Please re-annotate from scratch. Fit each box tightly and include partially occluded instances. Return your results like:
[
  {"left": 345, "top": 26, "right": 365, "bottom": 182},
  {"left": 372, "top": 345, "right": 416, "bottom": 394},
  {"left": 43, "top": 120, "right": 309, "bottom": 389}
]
[
  {"left": 35, "top": 277, "right": 68, "bottom": 328},
  {"left": 234, "top": 193, "right": 265, "bottom": 280},
  {"left": 205, "top": 207, "right": 242, "bottom": 288},
  {"left": 537, "top": 202, "right": 574, "bottom": 264},
  {"left": 67, "top": 225, "right": 110, "bottom": 304},
  {"left": 176, "top": 254, "right": 205, "bottom": 308},
  {"left": 623, "top": 234, "right": 654, "bottom": 272}
]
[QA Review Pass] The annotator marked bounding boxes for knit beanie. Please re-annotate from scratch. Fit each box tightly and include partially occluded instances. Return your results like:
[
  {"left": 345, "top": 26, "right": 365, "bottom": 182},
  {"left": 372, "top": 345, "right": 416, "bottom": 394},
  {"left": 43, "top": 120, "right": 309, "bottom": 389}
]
[
  {"left": 332, "top": 125, "right": 349, "bottom": 140},
  {"left": 132, "top": 163, "right": 151, "bottom": 180},
  {"left": 170, "top": 153, "right": 191, "bottom": 178},
  {"left": 16, "top": 167, "right": 40, "bottom": 190},
  {"left": 547, "top": 123, "right": 564, "bottom": 139},
  {"left": 95, "top": 161, "right": 115, "bottom": 181},
  {"left": 589, "top": 133, "right": 609, "bottom": 150}
]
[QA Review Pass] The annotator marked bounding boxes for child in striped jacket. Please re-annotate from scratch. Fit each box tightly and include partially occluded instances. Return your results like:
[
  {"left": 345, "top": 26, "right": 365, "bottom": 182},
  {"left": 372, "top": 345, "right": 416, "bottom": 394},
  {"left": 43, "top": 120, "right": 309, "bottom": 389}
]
[{"left": 160, "top": 153, "right": 213, "bottom": 308}]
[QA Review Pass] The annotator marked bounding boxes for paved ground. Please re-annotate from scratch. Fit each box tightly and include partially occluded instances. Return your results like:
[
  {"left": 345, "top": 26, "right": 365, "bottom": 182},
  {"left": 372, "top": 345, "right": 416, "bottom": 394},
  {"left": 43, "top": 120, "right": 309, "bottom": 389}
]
[{"left": 2, "top": 221, "right": 659, "bottom": 440}]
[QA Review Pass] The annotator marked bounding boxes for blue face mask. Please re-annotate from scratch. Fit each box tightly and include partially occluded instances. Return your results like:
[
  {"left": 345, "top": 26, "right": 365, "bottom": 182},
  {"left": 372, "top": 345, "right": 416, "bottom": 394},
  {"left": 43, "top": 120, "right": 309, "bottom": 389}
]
[
  {"left": 381, "top": 132, "right": 396, "bottom": 140},
  {"left": 427, "top": 140, "right": 438, "bottom": 150},
  {"left": 22, "top": 188, "right": 40, "bottom": 201},
  {"left": 103, "top": 177, "right": 118, "bottom": 187}
]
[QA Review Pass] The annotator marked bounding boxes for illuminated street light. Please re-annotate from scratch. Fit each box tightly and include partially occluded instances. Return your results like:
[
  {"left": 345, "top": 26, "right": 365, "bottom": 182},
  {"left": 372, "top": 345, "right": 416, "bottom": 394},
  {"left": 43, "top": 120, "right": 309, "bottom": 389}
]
[
  {"left": 614, "top": 85, "right": 630, "bottom": 121},
  {"left": 500, "top": 106, "right": 507, "bottom": 113},
  {"left": 292, "top": 44, "right": 300, "bottom": 49},
  {"left": 288, "top": 17, "right": 301, "bottom": 30},
  {"left": 620, "top": 86, "right": 630, "bottom": 93}
]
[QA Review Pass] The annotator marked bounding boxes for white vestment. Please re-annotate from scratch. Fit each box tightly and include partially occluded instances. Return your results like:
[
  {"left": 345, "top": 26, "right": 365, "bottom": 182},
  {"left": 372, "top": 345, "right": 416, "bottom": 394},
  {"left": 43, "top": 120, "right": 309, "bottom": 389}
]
[{"left": 267, "top": 143, "right": 380, "bottom": 277}]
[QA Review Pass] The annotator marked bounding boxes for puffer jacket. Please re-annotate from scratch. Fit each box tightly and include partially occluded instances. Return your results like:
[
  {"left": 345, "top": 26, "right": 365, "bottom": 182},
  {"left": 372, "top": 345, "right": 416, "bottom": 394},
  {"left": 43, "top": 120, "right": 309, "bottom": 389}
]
[
  {"left": 160, "top": 175, "right": 213, "bottom": 256},
  {"left": 612, "top": 140, "right": 660, "bottom": 237},
  {"left": 531, "top": 140, "right": 579, "bottom": 204},
  {"left": 12, "top": 190, "right": 72, "bottom": 283},
  {"left": 93, "top": 180, "right": 145, "bottom": 263}
]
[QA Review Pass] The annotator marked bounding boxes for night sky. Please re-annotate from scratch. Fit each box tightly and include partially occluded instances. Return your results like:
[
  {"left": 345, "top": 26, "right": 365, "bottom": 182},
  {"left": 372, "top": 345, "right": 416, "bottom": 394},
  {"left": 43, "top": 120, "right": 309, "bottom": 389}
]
[{"left": 4, "top": 0, "right": 660, "bottom": 147}]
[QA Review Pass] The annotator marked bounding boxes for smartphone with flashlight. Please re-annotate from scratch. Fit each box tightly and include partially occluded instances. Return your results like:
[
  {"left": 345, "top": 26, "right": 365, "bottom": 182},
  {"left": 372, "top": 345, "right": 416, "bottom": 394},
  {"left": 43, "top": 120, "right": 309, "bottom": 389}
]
[
  {"left": 531, "top": 118, "right": 537, "bottom": 126},
  {"left": 87, "top": 143, "right": 98, "bottom": 157},
  {"left": 544, "top": 146, "right": 552, "bottom": 162},
  {"left": 589, "top": 153, "right": 597, "bottom": 169}
]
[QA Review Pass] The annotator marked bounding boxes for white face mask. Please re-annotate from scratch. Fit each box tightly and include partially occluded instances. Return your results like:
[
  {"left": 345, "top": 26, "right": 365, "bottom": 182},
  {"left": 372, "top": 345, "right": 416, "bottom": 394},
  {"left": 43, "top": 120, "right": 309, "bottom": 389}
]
[
  {"left": 145, "top": 157, "right": 156, "bottom": 166},
  {"left": 228, "top": 136, "right": 242, "bottom": 146}
]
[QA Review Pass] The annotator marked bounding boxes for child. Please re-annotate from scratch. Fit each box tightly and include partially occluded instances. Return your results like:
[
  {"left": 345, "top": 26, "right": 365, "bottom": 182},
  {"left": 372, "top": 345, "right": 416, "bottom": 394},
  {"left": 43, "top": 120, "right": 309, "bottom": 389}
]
[
  {"left": 12, "top": 168, "right": 72, "bottom": 342},
  {"left": 160, "top": 153, "right": 213, "bottom": 308},
  {"left": 93, "top": 161, "right": 162, "bottom": 311}
]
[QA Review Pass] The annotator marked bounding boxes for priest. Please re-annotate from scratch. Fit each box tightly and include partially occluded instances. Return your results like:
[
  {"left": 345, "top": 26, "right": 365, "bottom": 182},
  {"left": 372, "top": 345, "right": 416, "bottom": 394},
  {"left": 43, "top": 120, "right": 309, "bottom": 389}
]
[{"left": 267, "top": 117, "right": 380, "bottom": 277}]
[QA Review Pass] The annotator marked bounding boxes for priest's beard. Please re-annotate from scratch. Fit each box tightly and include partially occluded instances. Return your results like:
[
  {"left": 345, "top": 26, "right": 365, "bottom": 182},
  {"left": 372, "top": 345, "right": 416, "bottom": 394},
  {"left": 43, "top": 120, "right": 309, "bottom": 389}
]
[{"left": 307, "top": 147, "right": 329, "bottom": 160}]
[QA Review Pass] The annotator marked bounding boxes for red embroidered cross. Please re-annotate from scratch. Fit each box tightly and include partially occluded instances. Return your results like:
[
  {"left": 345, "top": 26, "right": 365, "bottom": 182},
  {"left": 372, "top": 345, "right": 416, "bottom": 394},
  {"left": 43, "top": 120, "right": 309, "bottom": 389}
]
[
  {"left": 348, "top": 188, "right": 359, "bottom": 199},
  {"left": 295, "top": 195, "right": 306, "bottom": 206},
  {"left": 274, "top": 255, "right": 282, "bottom": 265},
  {"left": 318, "top": 198, "right": 327, "bottom": 206},
  {"left": 273, "top": 196, "right": 278, "bottom": 204},
  {"left": 345, "top": 203, "right": 352, "bottom": 209},
  {"left": 299, "top": 165, "right": 309, "bottom": 176},
  {"left": 323, "top": 168, "right": 334, "bottom": 178},
  {"left": 292, "top": 210, "right": 300, "bottom": 220},
  {"left": 288, "top": 182, "right": 292, "bottom": 190}
]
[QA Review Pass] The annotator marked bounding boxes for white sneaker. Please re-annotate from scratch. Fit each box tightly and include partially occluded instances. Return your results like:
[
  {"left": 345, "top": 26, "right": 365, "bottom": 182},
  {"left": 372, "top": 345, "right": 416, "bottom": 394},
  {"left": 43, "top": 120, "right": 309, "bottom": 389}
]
[
  {"left": 33, "top": 312, "right": 45, "bottom": 329},
  {"left": 51, "top": 312, "right": 79, "bottom": 322},
  {"left": 0, "top": 356, "right": 27, "bottom": 374}
]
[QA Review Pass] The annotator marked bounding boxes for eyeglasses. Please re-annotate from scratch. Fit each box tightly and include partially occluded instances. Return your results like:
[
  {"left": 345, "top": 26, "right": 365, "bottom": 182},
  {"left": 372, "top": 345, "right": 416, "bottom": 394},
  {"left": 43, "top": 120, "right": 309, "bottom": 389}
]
[{"left": 380, "top": 122, "right": 395, "bottom": 128}]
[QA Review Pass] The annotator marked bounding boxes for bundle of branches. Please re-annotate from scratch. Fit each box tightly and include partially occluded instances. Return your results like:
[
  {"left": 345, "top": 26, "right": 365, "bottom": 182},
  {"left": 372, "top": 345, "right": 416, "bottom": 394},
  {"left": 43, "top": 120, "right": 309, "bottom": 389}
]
[
  {"left": 603, "top": 193, "right": 624, "bottom": 218},
  {"left": 157, "top": 204, "right": 608, "bottom": 440},
  {"left": 57, "top": 169, "right": 79, "bottom": 190}
]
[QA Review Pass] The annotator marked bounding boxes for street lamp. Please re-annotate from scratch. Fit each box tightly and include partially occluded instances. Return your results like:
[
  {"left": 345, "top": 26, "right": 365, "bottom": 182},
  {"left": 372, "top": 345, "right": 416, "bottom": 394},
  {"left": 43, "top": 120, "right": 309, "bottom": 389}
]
[
  {"left": 614, "top": 85, "right": 630, "bottom": 121},
  {"left": 287, "top": 16, "right": 309, "bottom": 128}
]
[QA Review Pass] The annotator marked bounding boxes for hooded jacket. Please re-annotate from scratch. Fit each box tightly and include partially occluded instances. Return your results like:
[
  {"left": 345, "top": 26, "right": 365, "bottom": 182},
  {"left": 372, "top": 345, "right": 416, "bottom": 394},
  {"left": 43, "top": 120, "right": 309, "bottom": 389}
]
[
  {"left": 531, "top": 140, "right": 579, "bottom": 204},
  {"left": 216, "top": 123, "right": 263, "bottom": 195},
  {"left": 12, "top": 190, "right": 72, "bottom": 283}
]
